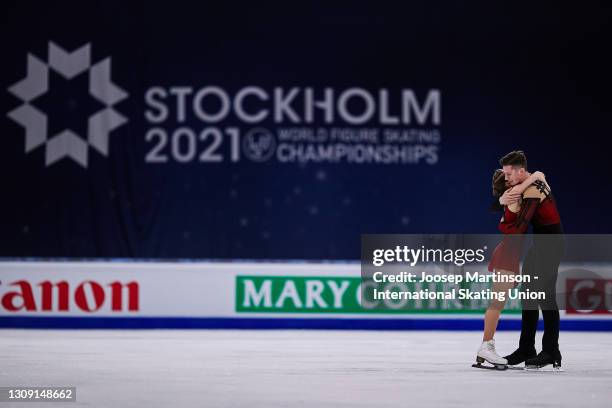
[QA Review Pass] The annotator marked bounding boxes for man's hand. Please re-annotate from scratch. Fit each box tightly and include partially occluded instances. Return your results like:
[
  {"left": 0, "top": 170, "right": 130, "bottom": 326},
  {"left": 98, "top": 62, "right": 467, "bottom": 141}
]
[{"left": 499, "top": 187, "right": 521, "bottom": 206}]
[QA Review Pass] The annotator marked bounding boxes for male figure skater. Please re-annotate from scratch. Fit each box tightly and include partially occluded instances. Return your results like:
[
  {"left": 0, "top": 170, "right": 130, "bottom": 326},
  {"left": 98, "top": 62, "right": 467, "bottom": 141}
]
[{"left": 497, "top": 150, "right": 565, "bottom": 368}]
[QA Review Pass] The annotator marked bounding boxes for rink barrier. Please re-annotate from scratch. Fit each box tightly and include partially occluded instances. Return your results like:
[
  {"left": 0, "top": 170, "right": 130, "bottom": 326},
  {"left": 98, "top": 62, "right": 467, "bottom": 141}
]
[
  {"left": 1, "top": 317, "right": 612, "bottom": 331},
  {"left": 1, "top": 261, "right": 612, "bottom": 330}
]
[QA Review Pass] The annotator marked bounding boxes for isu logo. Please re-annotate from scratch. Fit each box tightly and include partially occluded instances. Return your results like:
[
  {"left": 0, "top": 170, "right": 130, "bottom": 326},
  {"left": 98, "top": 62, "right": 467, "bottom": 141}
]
[
  {"left": 6, "top": 42, "right": 128, "bottom": 168},
  {"left": 0, "top": 280, "right": 139, "bottom": 313},
  {"left": 566, "top": 278, "right": 612, "bottom": 314}
]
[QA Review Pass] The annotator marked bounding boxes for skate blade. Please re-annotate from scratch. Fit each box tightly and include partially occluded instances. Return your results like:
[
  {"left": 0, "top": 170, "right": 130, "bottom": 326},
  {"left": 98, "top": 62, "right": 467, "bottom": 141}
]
[
  {"left": 472, "top": 362, "right": 508, "bottom": 371},
  {"left": 524, "top": 365, "right": 564, "bottom": 372}
]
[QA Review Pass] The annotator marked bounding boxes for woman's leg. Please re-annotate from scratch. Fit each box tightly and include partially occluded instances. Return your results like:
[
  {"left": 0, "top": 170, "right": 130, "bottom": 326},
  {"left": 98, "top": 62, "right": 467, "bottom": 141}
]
[{"left": 483, "top": 270, "right": 515, "bottom": 341}]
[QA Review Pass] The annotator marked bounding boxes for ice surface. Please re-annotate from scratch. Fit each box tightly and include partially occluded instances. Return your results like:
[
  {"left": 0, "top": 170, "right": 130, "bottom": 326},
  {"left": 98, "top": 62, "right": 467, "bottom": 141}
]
[{"left": 1, "top": 329, "right": 611, "bottom": 407}]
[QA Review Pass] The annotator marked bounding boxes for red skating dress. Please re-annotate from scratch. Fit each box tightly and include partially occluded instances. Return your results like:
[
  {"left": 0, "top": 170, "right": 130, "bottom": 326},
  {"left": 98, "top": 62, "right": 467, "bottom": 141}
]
[{"left": 488, "top": 204, "right": 524, "bottom": 274}]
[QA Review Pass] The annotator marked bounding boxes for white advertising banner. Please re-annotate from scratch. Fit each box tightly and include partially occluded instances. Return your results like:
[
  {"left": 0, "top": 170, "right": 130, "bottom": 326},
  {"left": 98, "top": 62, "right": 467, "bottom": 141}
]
[{"left": 0, "top": 261, "right": 610, "bottom": 329}]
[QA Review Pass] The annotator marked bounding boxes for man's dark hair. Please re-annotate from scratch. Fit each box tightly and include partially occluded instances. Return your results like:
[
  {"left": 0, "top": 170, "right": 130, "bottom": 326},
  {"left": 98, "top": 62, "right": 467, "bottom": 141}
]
[{"left": 499, "top": 150, "right": 527, "bottom": 169}]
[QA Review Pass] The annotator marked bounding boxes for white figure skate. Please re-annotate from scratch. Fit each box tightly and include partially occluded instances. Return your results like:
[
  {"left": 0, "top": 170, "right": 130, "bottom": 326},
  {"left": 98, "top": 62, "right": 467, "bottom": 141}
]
[{"left": 473, "top": 339, "right": 508, "bottom": 370}]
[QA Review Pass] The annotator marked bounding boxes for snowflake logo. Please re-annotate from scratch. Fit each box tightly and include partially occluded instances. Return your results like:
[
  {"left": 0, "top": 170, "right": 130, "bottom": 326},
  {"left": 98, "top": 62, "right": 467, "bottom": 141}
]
[{"left": 6, "top": 42, "right": 128, "bottom": 168}]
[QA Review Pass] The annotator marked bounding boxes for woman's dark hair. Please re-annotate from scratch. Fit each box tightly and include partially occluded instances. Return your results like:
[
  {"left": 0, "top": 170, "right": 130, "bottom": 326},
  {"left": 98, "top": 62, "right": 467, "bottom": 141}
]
[
  {"left": 492, "top": 169, "right": 507, "bottom": 197},
  {"left": 490, "top": 169, "right": 508, "bottom": 212}
]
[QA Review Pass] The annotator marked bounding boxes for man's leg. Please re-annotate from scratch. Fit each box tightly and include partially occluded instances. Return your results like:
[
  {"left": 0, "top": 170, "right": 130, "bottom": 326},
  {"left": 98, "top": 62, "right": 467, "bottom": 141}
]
[
  {"left": 519, "top": 247, "right": 539, "bottom": 351},
  {"left": 541, "top": 309, "right": 560, "bottom": 352},
  {"left": 504, "top": 301, "right": 538, "bottom": 365},
  {"left": 519, "top": 307, "right": 539, "bottom": 350},
  {"left": 528, "top": 296, "right": 562, "bottom": 367},
  {"left": 525, "top": 236, "right": 564, "bottom": 368},
  {"left": 504, "top": 248, "right": 538, "bottom": 364},
  {"left": 538, "top": 236, "right": 563, "bottom": 353}
]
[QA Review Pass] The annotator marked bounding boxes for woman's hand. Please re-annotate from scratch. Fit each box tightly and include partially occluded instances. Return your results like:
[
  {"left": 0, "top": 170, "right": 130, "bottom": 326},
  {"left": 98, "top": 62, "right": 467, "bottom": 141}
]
[
  {"left": 532, "top": 171, "right": 546, "bottom": 182},
  {"left": 531, "top": 170, "right": 551, "bottom": 189},
  {"left": 499, "top": 187, "right": 521, "bottom": 206}
]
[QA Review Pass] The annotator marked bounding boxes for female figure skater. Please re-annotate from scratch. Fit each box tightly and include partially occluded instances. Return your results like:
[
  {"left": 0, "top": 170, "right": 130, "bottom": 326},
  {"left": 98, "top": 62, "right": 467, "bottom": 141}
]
[{"left": 475, "top": 169, "right": 548, "bottom": 367}]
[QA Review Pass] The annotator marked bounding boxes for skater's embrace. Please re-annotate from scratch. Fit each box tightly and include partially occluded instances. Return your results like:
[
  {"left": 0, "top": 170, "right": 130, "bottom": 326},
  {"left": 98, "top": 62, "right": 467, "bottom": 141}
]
[
  {"left": 476, "top": 164, "right": 546, "bottom": 368},
  {"left": 476, "top": 150, "right": 564, "bottom": 370}
]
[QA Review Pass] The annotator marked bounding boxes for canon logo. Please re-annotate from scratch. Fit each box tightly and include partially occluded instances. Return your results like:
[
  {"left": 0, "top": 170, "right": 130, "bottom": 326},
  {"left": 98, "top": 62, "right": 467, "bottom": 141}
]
[{"left": 0, "top": 280, "right": 139, "bottom": 313}]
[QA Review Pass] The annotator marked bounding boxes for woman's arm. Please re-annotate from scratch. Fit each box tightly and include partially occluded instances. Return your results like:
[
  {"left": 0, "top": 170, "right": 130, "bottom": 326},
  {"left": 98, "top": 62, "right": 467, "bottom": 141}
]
[
  {"left": 513, "top": 171, "right": 546, "bottom": 195},
  {"left": 499, "top": 171, "right": 547, "bottom": 206}
]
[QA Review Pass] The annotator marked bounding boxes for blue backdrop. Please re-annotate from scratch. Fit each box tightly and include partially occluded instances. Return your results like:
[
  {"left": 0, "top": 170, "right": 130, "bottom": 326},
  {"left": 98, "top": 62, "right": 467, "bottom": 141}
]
[{"left": 1, "top": 1, "right": 610, "bottom": 260}]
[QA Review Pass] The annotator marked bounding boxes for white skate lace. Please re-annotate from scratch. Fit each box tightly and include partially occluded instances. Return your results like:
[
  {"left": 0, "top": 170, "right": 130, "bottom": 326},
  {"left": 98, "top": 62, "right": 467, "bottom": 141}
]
[{"left": 487, "top": 342, "right": 496, "bottom": 352}]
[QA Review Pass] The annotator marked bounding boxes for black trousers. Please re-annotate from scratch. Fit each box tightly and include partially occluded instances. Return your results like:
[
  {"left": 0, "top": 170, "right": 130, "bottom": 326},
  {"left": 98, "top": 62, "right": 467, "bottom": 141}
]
[{"left": 518, "top": 234, "right": 564, "bottom": 353}]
